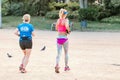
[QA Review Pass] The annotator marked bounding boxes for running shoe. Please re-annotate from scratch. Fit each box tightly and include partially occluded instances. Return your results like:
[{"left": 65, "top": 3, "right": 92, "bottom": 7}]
[
  {"left": 19, "top": 64, "right": 23, "bottom": 71},
  {"left": 64, "top": 66, "right": 70, "bottom": 71},
  {"left": 21, "top": 68, "right": 27, "bottom": 73},
  {"left": 55, "top": 66, "right": 60, "bottom": 73}
]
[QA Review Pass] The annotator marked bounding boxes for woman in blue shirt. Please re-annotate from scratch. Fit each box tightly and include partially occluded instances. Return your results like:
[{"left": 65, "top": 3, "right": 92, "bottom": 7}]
[{"left": 14, "top": 14, "right": 35, "bottom": 73}]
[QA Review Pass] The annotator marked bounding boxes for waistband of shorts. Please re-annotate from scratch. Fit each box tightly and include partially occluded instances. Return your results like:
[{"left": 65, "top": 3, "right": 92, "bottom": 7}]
[{"left": 57, "top": 35, "right": 67, "bottom": 39}]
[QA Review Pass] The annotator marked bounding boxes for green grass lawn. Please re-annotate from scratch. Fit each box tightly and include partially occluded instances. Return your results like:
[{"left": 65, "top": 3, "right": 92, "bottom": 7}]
[
  {"left": 2, "top": 16, "right": 56, "bottom": 30},
  {"left": 2, "top": 16, "right": 120, "bottom": 32}
]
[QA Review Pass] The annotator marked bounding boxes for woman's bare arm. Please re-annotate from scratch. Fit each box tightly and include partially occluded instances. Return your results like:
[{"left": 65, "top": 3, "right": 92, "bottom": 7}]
[
  {"left": 32, "top": 31, "right": 35, "bottom": 36},
  {"left": 14, "top": 28, "right": 20, "bottom": 36},
  {"left": 65, "top": 19, "right": 71, "bottom": 34}
]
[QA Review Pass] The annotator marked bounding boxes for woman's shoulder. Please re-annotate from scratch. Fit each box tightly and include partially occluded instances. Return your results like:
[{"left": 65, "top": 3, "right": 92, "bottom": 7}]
[
  {"left": 18, "top": 23, "right": 24, "bottom": 27},
  {"left": 28, "top": 23, "right": 34, "bottom": 28},
  {"left": 24, "top": 23, "right": 33, "bottom": 27},
  {"left": 57, "top": 18, "right": 66, "bottom": 22},
  {"left": 18, "top": 23, "right": 33, "bottom": 27},
  {"left": 28, "top": 23, "right": 33, "bottom": 26}
]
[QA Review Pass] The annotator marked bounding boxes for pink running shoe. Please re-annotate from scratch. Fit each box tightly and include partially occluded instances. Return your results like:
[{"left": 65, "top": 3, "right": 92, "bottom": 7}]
[
  {"left": 21, "top": 68, "right": 27, "bottom": 73},
  {"left": 64, "top": 66, "right": 70, "bottom": 71}
]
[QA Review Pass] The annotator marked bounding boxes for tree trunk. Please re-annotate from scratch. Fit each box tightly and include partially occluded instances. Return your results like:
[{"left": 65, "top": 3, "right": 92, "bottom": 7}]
[
  {"left": 65, "top": 0, "right": 70, "bottom": 3},
  {"left": 84, "top": 0, "right": 88, "bottom": 8},
  {"left": 79, "top": 0, "right": 88, "bottom": 8},
  {"left": 79, "top": 0, "right": 83, "bottom": 8}
]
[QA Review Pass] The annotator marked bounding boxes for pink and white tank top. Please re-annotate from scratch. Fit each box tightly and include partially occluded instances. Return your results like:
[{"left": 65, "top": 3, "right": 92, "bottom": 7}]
[{"left": 57, "top": 19, "right": 67, "bottom": 32}]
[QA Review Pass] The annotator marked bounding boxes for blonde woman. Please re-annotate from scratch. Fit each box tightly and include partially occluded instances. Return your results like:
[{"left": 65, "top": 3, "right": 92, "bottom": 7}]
[
  {"left": 14, "top": 14, "right": 35, "bottom": 73},
  {"left": 55, "top": 8, "right": 71, "bottom": 73}
]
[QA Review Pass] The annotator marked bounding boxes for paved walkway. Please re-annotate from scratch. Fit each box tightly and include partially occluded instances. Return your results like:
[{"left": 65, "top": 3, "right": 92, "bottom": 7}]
[{"left": 0, "top": 29, "right": 120, "bottom": 80}]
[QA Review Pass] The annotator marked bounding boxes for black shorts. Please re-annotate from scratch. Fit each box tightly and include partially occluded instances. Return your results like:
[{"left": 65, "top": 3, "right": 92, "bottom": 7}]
[{"left": 19, "top": 40, "right": 32, "bottom": 50}]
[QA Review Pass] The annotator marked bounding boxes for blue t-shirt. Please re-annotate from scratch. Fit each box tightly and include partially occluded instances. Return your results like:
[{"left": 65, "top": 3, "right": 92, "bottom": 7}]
[{"left": 17, "top": 23, "right": 34, "bottom": 40}]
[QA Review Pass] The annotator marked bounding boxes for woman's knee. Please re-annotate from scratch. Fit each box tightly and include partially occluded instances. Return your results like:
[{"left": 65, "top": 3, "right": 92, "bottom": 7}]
[{"left": 25, "top": 49, "right": 31, "bottom": 56}]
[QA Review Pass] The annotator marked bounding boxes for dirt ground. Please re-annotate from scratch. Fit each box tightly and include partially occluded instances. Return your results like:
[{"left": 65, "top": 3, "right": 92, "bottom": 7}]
[{"left": 0, "top": 29, "right": 120, "bottom": 80}]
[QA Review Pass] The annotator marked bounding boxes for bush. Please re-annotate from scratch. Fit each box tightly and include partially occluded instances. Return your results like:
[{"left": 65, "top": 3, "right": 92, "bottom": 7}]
[
  {"left": 45, "top": 11, "right": 59, "bottom": 19},
  {"left": 111, "top": 4, "right": 120, "bottom": 15},
  {"left": 54, "top": 2, "right": 67, "bottom": 10},
  {"left": 2, "top": 0, "right": 49, "bottom": 16},
  {"left": 104, "top": 0, "right": 112, "bottom": 9},
  {"left": 78, "top": 8, "right": 98, "bottom": 21},
  {"left": 67, "top": 2, "right": 80, "bottom": 11},
  {"left": 103, "top": 0, "right": 120, "bottom": 16},
  {"left": 97, "top": 10, "right": 111, "bottom": 20},
  {"left": 48, "top": 2, "right": 56, "bottom": 11},
  {"left": 9, "top": 2, "right": 24, "bottom": 16},
  {"left": 2, "top": 0, "right": 10, "bottom": 16},
  {"left": 68, "top": 10, "right": 79, "bottom": 19},
  {"left": 101, "top": 15, "right": 120, "bottom": 23},
  {"left": 48, "top": 2, "right": 68, "bottom": 11},
  {"left": 96, "top": 2, "right": 120, "bottom": 20},
  {"left": 46, "top": 2, "right": 80, "bottom": 19}
]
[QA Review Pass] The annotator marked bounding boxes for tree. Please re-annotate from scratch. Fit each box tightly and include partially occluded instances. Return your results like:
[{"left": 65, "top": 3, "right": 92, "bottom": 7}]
[
  {"left": 0, "top": 0, "right": 1, "bottom": 28},
  {"left": 104, "top": 0, "right": 111, "bottom": 9},
  {"left": 2, "top": 0, "right": 50, "bottom": 16}
]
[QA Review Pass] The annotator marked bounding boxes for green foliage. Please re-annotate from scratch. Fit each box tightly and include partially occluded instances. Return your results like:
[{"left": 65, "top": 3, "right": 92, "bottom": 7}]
[
  {"left": 101, "top": 15, "right": 120, "bottom": 23},
  {"left": 68, "top": 10, "right": 79, "bottom": 19},
  {"left": 114, "top": 4, "right": 120, "bottom": 14},
  {"left": 47, "top": 1, "right": 80, "bottom": 19},
  {"left": 2, "top": 16, "right": 120, "bottom": 32},
  {"left": 78, "top": 1, "right": 120, "bottom": 21},
  {"left": 9, "top": 2, "right": 24, "bottom": 16},
  {"left": 2, "top": 0, "right": 10, "bottom": 16},
  {"left": 45, "top": 10, "right": 79, "bottom": 20},
  {"left": 70, "top": 0, "right": 79, "bottom": 2},
  {"left": 110, "top": 4, "right": 120, "bottom": 15},
  {"left": 78, "top": 9, "right": 87, "bottom": 21},
  {"left": 88, "top": 0, "right": 96, "bottom": 5},
  {"left": 111, "top": 0, "right": 120, "bottom": 4},
  {"left": 104, "top": 0, "right": 112, "bottom": 9},
  {"left": 100, "top": 0, "right": 120, "bottom": 19},
  {"left": 78, "top": 8, "right": 98, "bottom": 21},
  {"left": 45, "top": 11, "right": 59, "bottom": 19},
  {"left": 48, "top": 2, "right": 56, "bottom": 11},
  {"left": 67, "top": 2, "right": 80, "bottom": 11},
  {"left": 48, "top": 2, "right": 68, "bottom": 10},
  {"left": 2, "top": 0, "right": 119, "bottom": 21},
  {"left": 2, "top": 16, "right": 56, "bottom": 30},
  {"left": 2, "top": 16, "right": 21, "bottom": 28},
  {"left": 2, "top": 0, "right": 49, "bottom": 16},
  {"left": 54, "top": 2, "right": 67, "bottom": 10},
  {"left": 97, "top": 11, "right": 111, "bottom": 20}
]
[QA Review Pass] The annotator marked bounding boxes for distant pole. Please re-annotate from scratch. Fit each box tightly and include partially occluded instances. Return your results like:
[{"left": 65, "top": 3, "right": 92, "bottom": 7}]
[{"left": 0, "top": 0, "right": 1, "bottom": 28}]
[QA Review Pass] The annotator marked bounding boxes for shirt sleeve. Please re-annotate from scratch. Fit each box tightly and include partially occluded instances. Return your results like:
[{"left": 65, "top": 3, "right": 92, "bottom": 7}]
[{"left": 30, "top": 24, "right": 34, "bottom": 32}]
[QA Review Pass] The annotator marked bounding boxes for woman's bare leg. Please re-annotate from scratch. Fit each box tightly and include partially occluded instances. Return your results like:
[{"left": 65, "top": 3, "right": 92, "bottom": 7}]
[
  {"left": 63, "top": 41, "right": 69, "bottom": 67},
  {"left": 22, "top": 49, "right": 31, "bottom": 68},
  {"left": 56, "top": 44, "right": 62, "bottom": 67}
]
